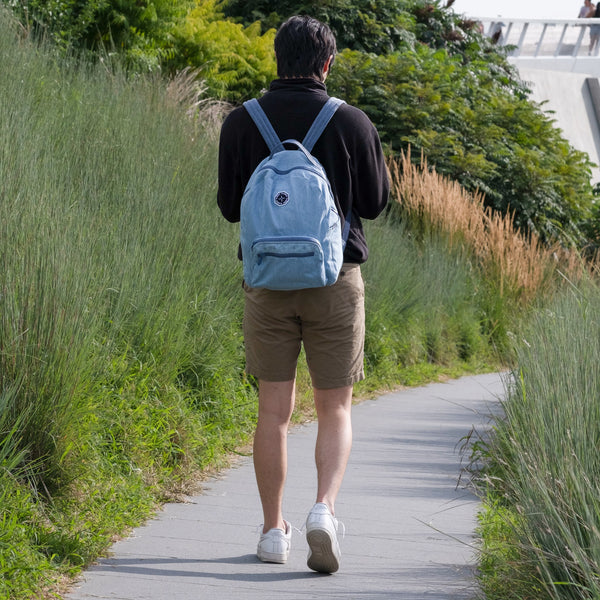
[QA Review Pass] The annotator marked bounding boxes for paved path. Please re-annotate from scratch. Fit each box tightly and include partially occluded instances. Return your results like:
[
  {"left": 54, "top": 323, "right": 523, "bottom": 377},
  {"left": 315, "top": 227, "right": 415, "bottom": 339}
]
[{"left": 65, "top": 373, "right": 504, "bottom": 600}]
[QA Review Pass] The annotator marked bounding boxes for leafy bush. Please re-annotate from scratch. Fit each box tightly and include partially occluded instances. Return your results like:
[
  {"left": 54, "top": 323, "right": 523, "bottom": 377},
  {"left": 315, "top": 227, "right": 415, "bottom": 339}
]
[
  {"left": 223, "top": 0, "right": 596, "bottom": 247},
  {"left": 327, "top": 46, "right": 594, "bottom": 246},
  {"left": 223, "top": 0, "right": 416, "bottom": 54},
  {"left": 6, "top": 0, "right": 188, "bottom": 70},
  {"left": 169, "top": 0, "right": 276, "bottom": 101}
]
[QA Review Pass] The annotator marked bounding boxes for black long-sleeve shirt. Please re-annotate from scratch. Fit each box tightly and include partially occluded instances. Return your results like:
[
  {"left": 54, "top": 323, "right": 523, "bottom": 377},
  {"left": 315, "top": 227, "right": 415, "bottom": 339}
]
[{"left": 217, "top": 78, "right": 390, "bottom": 264}]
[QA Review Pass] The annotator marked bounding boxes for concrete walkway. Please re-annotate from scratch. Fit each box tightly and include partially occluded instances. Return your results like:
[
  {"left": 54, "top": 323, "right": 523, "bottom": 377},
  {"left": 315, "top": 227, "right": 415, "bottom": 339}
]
[{"left": 65, "top": 373, "right": 505, "bottom": 600}]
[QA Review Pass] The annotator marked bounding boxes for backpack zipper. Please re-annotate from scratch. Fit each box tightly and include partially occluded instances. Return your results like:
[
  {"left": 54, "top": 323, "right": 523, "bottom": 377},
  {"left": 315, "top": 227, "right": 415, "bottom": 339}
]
[{"left": 252, "top": 236, "right": 321, "bottom": 247}]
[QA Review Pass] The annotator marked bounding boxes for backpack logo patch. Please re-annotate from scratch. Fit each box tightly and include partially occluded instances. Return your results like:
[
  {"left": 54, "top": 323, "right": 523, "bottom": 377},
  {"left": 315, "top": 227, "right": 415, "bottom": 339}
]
[{"left": 274, "top": 191, "right": 289, "bottom": 206}]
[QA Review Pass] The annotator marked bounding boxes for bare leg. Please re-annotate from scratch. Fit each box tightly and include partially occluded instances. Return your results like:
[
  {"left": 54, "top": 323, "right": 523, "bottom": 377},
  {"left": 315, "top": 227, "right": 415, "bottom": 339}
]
[
  {"left": 253, "top": 379, "right": 295, "bottom": 533},
  {"left": 314, "top": 385, "right": 353, "bottom": 515}
]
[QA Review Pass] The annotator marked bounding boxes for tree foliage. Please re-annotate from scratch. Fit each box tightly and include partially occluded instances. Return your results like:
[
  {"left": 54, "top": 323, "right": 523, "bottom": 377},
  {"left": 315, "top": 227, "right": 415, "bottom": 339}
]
[
  {"left": 328, "top": 47, "right": 593, "bottom": 245},
  {"left": 4, "top": 0, "right": 277, "bottom": 99},
  {"left": 6, "top": 0, "right": 188, "bottom": 70},
  {"left": 168, "top": 0, "right": 276, "bottom": 101},
  {"left": 3, "top": 0, "right": 597, "bottom": 246},
  {"left": 222, "top": 0, "right": 596, "bottom": 247},
  {"left": 223, "top": 0, "right": 416, "bottom": 54}
]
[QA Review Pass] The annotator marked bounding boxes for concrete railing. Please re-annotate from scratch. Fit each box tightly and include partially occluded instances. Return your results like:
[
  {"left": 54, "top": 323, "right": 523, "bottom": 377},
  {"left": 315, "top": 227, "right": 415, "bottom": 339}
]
[
  {"left": 477, "top": 18, "right": 600, "bottom": 57},
  {"left": 474, "top": 18, "right": 600, "bottom": 75}
]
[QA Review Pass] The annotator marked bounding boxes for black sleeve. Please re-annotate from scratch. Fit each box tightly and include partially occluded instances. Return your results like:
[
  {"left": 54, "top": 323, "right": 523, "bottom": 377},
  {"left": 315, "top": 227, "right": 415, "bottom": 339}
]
[
  {"left": 217, "top": 109, "right": 244, "bottom": 223},
  {"left": 350, "top": 111, "right": 390, "bottom": 221}
]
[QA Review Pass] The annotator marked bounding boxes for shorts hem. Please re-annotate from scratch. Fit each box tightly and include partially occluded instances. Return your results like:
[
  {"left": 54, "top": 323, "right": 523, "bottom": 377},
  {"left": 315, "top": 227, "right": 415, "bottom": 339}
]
[
  {"left": 311, "top": 370, "right": 365, "bottom": 390},
  {"left": 245, "top": 368, "right": 297, "bottom": 383}
]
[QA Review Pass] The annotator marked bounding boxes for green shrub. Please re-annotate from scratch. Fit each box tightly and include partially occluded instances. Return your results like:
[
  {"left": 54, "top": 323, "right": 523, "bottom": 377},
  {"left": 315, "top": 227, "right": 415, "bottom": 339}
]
[
  {"left": 169, "top": 1, "right": 276, "bottom": 101},
  {"left": 223, "top": 0, "right": 596, "bottom": 247},
  {"left": 7, "top": 0, "right": 189, "bottom": 70},
  {"left": 223, "top": 0, "right": 416, "bottom": 54},
  {"left": 327, "top": 45, "right": 594, "bottom": 247}
]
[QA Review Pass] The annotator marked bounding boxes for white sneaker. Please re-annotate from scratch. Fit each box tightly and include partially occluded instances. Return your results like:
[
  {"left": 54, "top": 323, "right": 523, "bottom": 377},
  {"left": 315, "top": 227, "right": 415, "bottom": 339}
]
[
  {"left": 257, "top": 520, "right": 292, "bottom": 564},
  {"left": 305, "top": 503, "right": 342, "bottom": 573}
]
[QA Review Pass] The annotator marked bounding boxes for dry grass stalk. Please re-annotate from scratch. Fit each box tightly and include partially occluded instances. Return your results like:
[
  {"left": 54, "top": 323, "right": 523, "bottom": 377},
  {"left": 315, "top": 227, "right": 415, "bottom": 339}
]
[
  {"left": 166, "top": 67, "right": 231, "bottom": 138},
  {"left": 389, "top": 149, "right": 584, "bottom": 303}
]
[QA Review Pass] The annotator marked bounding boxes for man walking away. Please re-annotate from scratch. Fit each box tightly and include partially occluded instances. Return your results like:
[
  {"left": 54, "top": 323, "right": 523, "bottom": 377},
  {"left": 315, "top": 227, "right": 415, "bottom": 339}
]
[{"left": 217, "top": 15, "right": 390, "bottom": 574}]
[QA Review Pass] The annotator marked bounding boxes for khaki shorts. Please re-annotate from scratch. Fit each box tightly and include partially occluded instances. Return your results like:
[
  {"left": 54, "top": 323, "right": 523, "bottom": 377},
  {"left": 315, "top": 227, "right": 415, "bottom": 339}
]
[{"left": 243, "top": 263, "right": 365, "bottom": 389}]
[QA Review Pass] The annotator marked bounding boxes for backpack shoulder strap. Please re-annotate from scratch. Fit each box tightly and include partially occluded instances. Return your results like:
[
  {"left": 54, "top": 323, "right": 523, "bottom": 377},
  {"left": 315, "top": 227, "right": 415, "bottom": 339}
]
[
  {"left": 302, "top": 97, "right": 345, "bottom": 152},
  {"left": 243, "top": 99, "right": 285, "bottom": 154}
]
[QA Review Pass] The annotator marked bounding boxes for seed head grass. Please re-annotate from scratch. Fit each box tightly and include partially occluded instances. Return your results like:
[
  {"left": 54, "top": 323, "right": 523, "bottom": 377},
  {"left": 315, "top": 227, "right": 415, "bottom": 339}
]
[{"left": 389, "top": 149, "right": 588, "bottom": 304}]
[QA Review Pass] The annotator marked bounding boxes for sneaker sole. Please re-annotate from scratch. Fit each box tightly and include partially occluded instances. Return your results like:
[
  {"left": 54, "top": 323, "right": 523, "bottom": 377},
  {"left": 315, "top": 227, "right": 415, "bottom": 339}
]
[
  {"left": 257, "top": 550, "right": 288, "bottom": 564},
  {"left": 306, "top": 528, "right": 340, "bottom": 574}
]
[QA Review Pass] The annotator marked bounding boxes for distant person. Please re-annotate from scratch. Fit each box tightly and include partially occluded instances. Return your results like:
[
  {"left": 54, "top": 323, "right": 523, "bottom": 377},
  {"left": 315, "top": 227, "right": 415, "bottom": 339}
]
[
  {"left": 580, "top": 0, "right": 595, "bottom": 17},
  {"left": 590, "top": 3, "right": 600, "bottom": 54},
  {"left": 490, "top": 21, "right": 505, "bottom": 44}
]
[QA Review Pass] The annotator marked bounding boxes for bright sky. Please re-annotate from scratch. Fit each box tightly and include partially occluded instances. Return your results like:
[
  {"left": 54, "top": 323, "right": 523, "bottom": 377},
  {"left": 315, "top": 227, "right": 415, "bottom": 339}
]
[{"left": 451, "top": 0, "right": 580, "bottom": 20}]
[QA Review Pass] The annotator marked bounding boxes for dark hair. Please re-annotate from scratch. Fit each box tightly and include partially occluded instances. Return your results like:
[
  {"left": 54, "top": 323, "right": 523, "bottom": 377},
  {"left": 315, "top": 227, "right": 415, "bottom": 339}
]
[{"left": 274, "top": 16, "right": 337, "bottom": 80}]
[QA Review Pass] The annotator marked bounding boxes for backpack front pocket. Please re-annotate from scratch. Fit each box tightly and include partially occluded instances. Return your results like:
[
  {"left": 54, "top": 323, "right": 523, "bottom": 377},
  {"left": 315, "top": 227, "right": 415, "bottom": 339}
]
[{"left": 247, "top": 237, "right": 328, "bottom": 290}]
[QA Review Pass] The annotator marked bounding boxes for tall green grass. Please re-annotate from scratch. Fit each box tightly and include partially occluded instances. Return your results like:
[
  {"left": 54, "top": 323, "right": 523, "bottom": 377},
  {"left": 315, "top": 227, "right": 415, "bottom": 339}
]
[
  {"left": 0, "top": 9, "right": 512, "bottom": 598},
  {"left": 361, "top": 216, "right": 489, "bottom": 387},
  {"left": 0, "top": 11, "right": 255, "bottom": 598},
  {"left": 477, "top": 279, "right": 600, "bottom": 600}
]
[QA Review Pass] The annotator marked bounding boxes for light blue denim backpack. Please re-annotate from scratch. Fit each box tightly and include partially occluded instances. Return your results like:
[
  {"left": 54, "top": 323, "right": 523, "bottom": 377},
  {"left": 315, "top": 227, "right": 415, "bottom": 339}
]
[{"left": 240, "top": 97, "right": 350, "bottom": 290}]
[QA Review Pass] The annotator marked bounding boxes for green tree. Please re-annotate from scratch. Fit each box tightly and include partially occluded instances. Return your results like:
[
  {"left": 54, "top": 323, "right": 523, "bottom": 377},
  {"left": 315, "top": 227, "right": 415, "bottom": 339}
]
[
  {"left": 223, "top": 0, "right": 415, "bottom": 54},
  {"left": 328, "top": 46, "right": 594, "bottom": 245},
  {"left": 223, "top": 0, "right": 595, "bottom": 246},
  {"left": 6, "top": 0, "right": 190, "bottom": 70},
  {"left": 169, "top": 0, "right": 276, "bottom": 101}
]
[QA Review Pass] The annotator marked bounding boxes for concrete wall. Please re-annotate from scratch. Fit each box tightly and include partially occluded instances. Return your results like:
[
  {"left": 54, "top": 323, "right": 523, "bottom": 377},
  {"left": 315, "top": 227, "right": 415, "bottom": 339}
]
[
  {"left": 514, "top": 65, "right": 600, "bottom": 181},
  {"left": 512, "top": 57, "right": 600, "bottom": 78}
]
